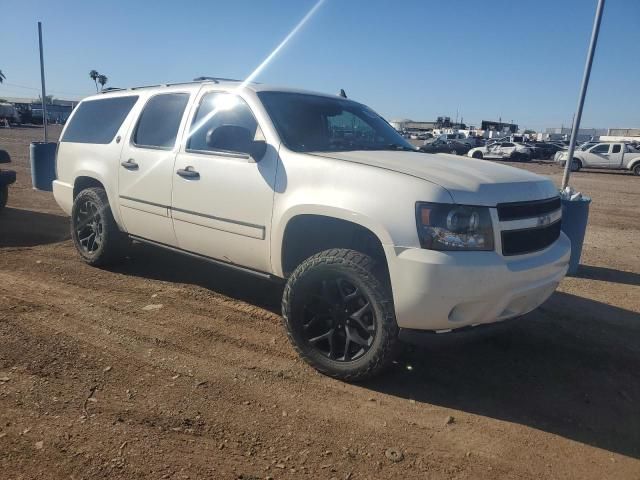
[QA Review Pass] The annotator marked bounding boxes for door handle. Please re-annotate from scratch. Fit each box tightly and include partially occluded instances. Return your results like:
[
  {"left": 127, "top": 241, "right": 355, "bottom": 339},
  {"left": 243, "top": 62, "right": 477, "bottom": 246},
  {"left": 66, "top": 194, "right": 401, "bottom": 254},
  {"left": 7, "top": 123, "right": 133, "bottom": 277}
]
[
  {"left": 121, "top": 159, "right": 139, "bottom": 170},
  {"left": 176, "top": 166, "right": 200, "bottom": 179}
]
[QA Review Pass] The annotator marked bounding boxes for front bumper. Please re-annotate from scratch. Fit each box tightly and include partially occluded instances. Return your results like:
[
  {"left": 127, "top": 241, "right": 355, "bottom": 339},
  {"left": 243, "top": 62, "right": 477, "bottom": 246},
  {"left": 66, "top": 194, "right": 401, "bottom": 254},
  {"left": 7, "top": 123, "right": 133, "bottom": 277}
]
[
  {"left": 0, "top": 169, "right": 16, "bottom": 186},
  {"left": 384, "top": 231, "right": 570, "bottom": 331}
]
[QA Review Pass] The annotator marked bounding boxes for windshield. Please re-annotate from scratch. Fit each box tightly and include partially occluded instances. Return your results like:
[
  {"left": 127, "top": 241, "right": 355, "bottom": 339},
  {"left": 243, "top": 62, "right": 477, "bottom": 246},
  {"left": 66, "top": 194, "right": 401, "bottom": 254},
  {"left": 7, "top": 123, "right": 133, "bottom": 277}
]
[{"left": 258, "top": 91, "right": 415, "bottom": 153}]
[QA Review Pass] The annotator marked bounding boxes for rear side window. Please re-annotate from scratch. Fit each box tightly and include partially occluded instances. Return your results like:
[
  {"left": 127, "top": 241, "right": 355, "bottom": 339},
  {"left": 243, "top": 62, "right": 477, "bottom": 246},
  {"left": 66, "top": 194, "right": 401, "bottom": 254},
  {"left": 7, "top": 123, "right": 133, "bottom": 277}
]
[
  {"left": 133, "top": 93, "right": 189, "bottom": 149},
  {"left": 611, "top": 144, "right": 621, "bottom": 154},
  {"left": 62, "top": 96, "right": 138, "bottom": 144}
]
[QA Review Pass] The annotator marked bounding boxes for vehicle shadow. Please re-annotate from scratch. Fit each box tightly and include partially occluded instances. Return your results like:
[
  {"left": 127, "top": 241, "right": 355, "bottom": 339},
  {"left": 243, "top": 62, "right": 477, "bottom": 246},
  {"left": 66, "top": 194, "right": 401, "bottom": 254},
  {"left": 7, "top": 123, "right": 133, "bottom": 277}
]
[
  {"left": 0, "top": 207, "right": 70, "bottom": 247},
  {"left": 365, "top": 291, "right": 640, "bottom": 458},
  {"left": 575, "top": 264, "right": 640, "bottom": 287},
  {"left": 112, "top": 241, "right": 283, "bottom": 315}
]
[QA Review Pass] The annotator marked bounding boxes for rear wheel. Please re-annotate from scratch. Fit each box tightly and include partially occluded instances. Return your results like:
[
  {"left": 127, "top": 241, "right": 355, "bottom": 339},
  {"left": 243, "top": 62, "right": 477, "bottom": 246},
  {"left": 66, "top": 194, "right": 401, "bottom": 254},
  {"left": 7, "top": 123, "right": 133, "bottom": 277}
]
[
  {"left": 450, "top": 149, "right": 459, "bottom": 155},
  {"left": 472, "top": 151, "right": 483, "bottom": 159},
  {"left": 282, "top": 249, "right": 398, "bottom": 381},
  {"left": 633, "top": 163, "right": 640, "bottom": 176},
  {"left": 71, "top": 187, "right": 128, "bottom": 266}
]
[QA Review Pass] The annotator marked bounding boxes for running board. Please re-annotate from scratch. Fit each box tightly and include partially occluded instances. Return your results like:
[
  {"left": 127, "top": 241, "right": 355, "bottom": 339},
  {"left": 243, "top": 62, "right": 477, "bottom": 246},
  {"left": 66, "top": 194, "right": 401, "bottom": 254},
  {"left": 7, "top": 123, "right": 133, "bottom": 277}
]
[{"left": 128, "top": 235, "right": 275, "bottom": 281}]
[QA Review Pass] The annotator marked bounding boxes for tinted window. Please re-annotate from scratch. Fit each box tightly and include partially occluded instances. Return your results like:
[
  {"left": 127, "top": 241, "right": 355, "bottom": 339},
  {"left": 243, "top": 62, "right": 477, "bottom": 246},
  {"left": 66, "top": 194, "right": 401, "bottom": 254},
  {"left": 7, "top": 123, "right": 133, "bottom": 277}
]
[
  {"left": 258, "top": 91, "right": 414, "bottom": 153},
  {"left": 611, "top": 144, "right": 621, "bottom": 154},
  {"left": 133, "top": 93, "right": 189, "bottom": 149},
  {"left": 187, "top": 92, "right": 261, "bottom": 154},
  {"left": 62, "top": 96, "right": 138, "bottom": 144},
  {"left": 590, "top": 144, "right": 609, "bottom": 154}
]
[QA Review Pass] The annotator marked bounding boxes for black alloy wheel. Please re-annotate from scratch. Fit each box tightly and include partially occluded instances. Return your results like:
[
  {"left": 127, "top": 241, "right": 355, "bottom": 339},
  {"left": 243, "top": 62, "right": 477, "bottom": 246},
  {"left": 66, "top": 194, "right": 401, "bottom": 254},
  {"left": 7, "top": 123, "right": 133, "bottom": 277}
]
[
  {"left": 74, "top": 199, "right": 104, "bottom": 254},
  {"left": 302, "top": 276, "right": 376, "bottom": 362},
  {"left": 282, "top": 249, "right": 399, "bottom": 381}
]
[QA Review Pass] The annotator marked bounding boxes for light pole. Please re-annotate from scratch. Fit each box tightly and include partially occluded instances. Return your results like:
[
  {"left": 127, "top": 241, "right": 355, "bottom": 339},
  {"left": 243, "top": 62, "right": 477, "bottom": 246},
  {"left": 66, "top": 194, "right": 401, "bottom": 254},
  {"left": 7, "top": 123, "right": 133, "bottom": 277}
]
[
  {"left": 561, "top": 0, "right": 605, "bottom": 189},
  {"left": 37, "top": 21, "right": 48, "bottom": 142}
]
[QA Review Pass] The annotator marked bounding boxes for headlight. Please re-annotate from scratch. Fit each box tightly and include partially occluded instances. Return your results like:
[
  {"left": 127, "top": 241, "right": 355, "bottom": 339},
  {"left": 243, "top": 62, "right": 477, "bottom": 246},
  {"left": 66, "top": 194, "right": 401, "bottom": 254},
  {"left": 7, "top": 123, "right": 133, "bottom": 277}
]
[{"left": 415, "top": 202, "right": 494, "bottom": 251}]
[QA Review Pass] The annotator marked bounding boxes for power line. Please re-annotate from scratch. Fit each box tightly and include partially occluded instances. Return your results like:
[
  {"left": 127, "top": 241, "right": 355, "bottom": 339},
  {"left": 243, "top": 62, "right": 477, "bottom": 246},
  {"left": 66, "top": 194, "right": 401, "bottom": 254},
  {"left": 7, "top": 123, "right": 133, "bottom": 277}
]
[{"left": 0, "top": 82, "right": 89, "bottom": 98}]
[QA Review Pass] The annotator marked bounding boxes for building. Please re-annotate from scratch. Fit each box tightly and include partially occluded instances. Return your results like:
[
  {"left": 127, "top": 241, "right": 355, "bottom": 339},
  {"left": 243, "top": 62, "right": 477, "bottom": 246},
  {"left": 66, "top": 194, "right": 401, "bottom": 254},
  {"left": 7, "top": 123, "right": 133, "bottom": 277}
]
[
  {"left": 481, "top": 120, "right": 518, "bottom": 136},
  {"left": 0, "top": 96, "right": 78, "bottom": 124},
  {"left": 599, "top": 128, "right": 640, "bottom": 142},
  {"left": 542, "top": 127, "right": 606, "bottom": 142}
]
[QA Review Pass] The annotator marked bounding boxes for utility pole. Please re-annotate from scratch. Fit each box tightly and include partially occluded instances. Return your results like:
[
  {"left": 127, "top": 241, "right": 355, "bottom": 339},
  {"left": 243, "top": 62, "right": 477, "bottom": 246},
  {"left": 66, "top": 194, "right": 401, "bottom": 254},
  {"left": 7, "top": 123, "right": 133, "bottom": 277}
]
[
  {"left": 38, "top": 21, "right": 48, "bottom": 142},
  {"left": 561, "top": 0, "right": 605, "bottom": 189}
]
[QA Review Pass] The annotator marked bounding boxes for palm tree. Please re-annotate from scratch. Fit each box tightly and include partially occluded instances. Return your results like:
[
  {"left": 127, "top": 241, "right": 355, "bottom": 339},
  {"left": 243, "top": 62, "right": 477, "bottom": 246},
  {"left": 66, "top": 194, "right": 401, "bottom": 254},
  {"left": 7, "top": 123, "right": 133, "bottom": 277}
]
[
  {"left": 0, "top": 70, "right": 6, "bottom": 84},
  {"left": 89, "top": 70, "right": 99, "bottom": 92},
  {"left": 97, "top": 74, "right": 108, "bottom": 91}
]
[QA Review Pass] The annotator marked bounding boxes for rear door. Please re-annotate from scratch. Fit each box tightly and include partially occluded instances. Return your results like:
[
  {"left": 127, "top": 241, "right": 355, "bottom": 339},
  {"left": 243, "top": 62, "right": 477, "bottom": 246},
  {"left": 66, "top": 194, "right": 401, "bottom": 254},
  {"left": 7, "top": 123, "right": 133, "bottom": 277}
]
[
  {"left": 606, "top": 143, "right": 624, "bottom": 168},
  {"left": 118, "top": 92, "right": 191, "bottom": 246}
]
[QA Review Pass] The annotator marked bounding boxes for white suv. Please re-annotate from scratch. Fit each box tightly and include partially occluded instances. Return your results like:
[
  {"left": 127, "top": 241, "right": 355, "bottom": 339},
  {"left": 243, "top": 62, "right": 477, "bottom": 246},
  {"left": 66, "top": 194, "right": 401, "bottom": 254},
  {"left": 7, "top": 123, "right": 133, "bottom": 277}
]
[{"left": 53, "top": 79, "right": 570, "bottom": 380}]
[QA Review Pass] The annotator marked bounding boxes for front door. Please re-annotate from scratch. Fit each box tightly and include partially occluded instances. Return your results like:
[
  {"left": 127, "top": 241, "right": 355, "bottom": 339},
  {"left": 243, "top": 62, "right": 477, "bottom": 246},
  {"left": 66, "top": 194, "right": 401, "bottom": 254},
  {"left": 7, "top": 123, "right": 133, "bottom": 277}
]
[
  {"left": 118, "top": 92, "right": 191, "bottom": 246},
  {"left": 583, "top": 143, "right": 610, "bottom": 167},
  {"left": 171, "top": 90, "right": 277, "bottom": 273}
]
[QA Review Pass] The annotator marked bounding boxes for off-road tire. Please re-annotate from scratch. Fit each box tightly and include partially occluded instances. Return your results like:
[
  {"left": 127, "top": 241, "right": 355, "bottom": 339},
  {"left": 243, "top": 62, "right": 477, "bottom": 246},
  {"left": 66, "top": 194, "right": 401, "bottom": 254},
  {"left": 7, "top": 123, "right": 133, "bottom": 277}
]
[
  {"left": 0, "top": 185, "right": 7, "bottom": 212},
  {"left": 71, "top": 187, "right": 128, "bottom": 266},
  {"left": 633, "top": 163, "right": 640, "bottom": 176},
  {"left": 282, "top": 249, "right": 399, "bottom": 381},
  {"left": 472, "top": 151, "right": 483, "bottom": 159}
]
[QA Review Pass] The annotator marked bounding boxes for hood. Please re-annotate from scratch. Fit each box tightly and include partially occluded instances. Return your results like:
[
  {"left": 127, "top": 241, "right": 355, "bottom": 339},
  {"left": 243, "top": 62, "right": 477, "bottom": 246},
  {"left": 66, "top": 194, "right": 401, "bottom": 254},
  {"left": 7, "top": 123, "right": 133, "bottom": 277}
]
[{"left": 312, "top": 150, "right": 558, "bottom": 206}]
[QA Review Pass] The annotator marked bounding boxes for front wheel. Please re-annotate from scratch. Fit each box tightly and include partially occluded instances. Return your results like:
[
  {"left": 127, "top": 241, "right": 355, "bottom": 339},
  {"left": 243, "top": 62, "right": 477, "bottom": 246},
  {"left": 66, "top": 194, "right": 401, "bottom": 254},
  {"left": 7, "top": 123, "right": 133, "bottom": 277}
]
[
  {"left": 71, "top": 187, "right": 128, "bottom": 266},
  {"left": 570, "top": 159, "right": 582, "bottom": 172},
  {"left": 450, "top": 149, "right": 459, "bottom": 155},
  {"left": 472, "top": 151, "right": 483, "bottom": 159},
  {"left": 282, "top": 249, "right": 399, "bottom": 381}
]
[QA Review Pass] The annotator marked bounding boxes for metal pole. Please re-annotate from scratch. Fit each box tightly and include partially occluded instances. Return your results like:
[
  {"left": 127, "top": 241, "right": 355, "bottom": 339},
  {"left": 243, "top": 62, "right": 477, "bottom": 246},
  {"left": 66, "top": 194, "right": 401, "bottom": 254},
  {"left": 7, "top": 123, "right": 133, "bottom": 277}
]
[
  {"left": 561, "top": 0, "right": 605, "bottom": 189},
  {"left": 38, "top": 21, "right": 48, "bottom": 142}
]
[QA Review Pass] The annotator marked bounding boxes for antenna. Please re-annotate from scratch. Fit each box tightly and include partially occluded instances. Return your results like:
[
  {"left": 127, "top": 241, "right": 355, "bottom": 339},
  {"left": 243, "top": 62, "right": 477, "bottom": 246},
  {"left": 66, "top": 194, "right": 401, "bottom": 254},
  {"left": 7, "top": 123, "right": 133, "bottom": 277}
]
[{"left": 339, "top": 89, "right": 347, "bottom": 98}]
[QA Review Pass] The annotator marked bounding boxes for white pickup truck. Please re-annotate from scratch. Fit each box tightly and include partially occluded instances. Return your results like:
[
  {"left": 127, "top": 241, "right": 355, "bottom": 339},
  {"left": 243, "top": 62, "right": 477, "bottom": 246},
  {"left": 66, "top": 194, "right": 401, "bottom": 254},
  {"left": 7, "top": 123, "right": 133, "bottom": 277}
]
[
  {"left": 557, "top": 142, "right": 640, "bottom": 175},
  {"left": 52, "top": 79, "right": 570, "bottom": 380}
]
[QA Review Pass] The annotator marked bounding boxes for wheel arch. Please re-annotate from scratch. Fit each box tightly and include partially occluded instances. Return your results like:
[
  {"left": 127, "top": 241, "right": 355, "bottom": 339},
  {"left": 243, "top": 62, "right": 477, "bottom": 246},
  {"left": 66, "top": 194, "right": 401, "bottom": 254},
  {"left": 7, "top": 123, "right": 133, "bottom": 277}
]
[
  {"left": 274, "top": 206, "right": 394, "bottom": 279},
  {"left": 71, "top": 171, "right": 125, "bottom": 229}
]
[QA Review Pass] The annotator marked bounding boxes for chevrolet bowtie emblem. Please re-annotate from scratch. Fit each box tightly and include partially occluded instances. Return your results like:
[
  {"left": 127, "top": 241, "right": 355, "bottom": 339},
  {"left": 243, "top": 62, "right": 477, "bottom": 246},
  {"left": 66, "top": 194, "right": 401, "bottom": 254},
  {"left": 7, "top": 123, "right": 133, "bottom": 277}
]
[{"left": 537, "top": 214, "right": 552, "bottom": 226}]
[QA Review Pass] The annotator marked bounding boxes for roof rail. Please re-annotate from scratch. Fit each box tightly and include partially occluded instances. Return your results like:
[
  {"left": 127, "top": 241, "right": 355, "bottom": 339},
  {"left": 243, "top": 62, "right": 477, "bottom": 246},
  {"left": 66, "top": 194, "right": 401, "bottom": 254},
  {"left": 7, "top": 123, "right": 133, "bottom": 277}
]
[
  {"left": 192, "top": 76, "right": 243, "bottom": 83},
  {"left": 97, "top": 77, "right": 248, "bottom": 94}
]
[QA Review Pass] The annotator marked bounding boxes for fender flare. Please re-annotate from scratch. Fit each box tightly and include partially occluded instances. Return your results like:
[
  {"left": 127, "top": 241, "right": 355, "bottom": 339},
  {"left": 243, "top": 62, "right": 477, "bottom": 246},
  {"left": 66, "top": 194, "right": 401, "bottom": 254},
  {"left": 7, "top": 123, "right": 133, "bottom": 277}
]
[{"left": 271, "top": 204, "right": 395, "bottom": 277}]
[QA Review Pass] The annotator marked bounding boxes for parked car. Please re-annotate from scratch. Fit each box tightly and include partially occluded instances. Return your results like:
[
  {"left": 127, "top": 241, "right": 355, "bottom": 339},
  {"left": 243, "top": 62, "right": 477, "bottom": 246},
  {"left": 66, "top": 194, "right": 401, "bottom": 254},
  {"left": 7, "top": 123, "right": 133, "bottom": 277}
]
[
  {"left": 534, "top": 142, "right": 564, "bottom": 160},
  {"left": 438, "top": 133, "right": 474, "bottom": 146},
  {"left": 0, "top": 149, "right": 16, "bottom": 211},
  {"left": 52, "top": 80, "right": 570, "bottom": 380},
  {"left": 468, "top": 142, "right": 532, "bottom": 161},
  {"left": 419, "top": 139, "right": 470, "bottom": 155},
  {"left": 556, "top": 142, "right": 640, "bottom": 175}
]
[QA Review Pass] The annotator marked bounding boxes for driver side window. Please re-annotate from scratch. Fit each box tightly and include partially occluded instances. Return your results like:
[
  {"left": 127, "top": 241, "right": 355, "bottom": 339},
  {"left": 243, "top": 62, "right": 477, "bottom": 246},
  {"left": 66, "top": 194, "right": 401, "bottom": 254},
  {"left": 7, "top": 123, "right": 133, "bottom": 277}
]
[
  {"left": 590, "top": 144, "right": 609, "bottom": 154},
  {"left": 187, "top": 92, "right": 263, "bottom": 155}
]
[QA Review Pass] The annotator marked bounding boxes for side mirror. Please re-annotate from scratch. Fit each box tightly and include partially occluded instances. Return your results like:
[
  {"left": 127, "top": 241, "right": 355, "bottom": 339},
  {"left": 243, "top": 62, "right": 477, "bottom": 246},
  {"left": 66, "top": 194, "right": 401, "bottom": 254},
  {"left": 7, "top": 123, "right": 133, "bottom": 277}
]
[
  {"left": 249, "top": 140, "right": 267, "bottom": 160},
  {"left": 205, "top": 125, "right": 266, "bottom": 160}
]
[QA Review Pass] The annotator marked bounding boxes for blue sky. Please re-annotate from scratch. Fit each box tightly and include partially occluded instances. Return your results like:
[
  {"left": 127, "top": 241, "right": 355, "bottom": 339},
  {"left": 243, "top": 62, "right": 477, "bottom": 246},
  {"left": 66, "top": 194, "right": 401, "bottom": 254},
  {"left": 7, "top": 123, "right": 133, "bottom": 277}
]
[{"left": 2, "top": 0, "right": 638, "bottom": 130}]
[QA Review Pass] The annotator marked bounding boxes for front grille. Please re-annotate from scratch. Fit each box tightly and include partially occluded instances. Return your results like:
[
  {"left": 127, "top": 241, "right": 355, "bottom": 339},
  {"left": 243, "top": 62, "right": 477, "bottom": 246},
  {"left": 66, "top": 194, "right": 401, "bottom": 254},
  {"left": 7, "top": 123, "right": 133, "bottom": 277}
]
[
  {"left": 501, "top": 220, "right": 561, "bottom": 256},
  {"left": 497, "top": 197, "right": 561, "bottom": 221}
]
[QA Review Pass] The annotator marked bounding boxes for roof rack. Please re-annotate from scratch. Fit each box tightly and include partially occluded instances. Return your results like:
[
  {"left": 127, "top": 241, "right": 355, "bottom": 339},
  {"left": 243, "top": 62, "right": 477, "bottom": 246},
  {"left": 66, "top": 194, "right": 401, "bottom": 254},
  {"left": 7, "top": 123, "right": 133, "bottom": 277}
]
[
  {"left": 192, "top": 76, "right": 243, "bottom": 83},
  {"left": 97, "top": 77, "right": 248, "bottom": 94}
]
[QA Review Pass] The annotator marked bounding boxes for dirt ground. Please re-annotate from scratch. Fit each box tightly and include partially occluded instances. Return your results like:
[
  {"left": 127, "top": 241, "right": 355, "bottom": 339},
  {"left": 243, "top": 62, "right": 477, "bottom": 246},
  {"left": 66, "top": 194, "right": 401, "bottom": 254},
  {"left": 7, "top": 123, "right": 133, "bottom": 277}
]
[{"left": 1, "top": 125, "right": 639, "bottom": 480}]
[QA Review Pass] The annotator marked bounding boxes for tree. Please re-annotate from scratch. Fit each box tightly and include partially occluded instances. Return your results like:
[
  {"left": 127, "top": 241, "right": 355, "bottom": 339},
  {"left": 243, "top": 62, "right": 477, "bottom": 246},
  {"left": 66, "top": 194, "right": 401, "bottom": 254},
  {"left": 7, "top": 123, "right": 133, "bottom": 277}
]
[
  {"left": 89, "top": 70, "right": 99, "bottom": 92},
  {"left": 0, "top": 70, "right": 6, "bottom": 83},
  {"left": 97, "top": 74, "right": 108, "bottom": 91}
]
